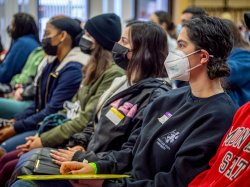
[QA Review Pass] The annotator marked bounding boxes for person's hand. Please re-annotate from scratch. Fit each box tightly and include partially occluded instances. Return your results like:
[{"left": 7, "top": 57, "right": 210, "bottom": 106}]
[
  {"left": 27, "top": 136, "right": 43, "bottom": 150},
  {"left": 13, "top": 87, "right": 24, "bottom": 101},
  {"left": 16, "top": 135, "right": 42, "bottom": 156},
  {"left": 9, "top": 118, "right": 16, "bottom": 124},
  {"left": 60, "top": 160, "right": 94, "bottom": 175},
  {"left": 16, "top": 138, "right": 33, "bottom": 156},
  {"left": 0, "top": 126, "right": 16, "bottom": 143},
  {"left": 50, "top": 148, "right": 79, "bottom": 165},
  {"left": 70, "top": 145, "right": 85, "bottom": 152}
]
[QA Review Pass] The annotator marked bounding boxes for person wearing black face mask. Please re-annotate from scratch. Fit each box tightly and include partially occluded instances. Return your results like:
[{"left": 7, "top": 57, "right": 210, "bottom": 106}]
[
  {"left": 79, "top": 34, "right": 94, "bottom": 54},
  {"left": 47, "top": 16, "right": 239, "bottom": 187},
  {"left": 0, "top": 16, "right": 87, "bottom": 158},
  {"left": 0, "top": 13, "right": 125, "bottom": 186},
  {"left": 9, "top": 20, "right": 173, "bottom": 187},
  {"left": 41, "top": 32, "right": 62, "bottom": 56},
  {"left": 112, "top": 42, "right": 130, "bottom": 70},
  {"left": 18, "top": 13, "right": 124, "bottom": 153}
]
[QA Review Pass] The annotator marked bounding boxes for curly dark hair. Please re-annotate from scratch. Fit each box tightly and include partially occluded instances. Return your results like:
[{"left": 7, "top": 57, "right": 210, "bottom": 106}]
[{"left": 183, "top": 16, "right": 233, "bottom": 79}]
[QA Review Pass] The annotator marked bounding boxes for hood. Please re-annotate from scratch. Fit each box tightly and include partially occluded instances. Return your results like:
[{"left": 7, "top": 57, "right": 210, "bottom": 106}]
[
  {"left": 105, "top": 77, "right": 172, "bottom": 106},
  {"left": 54, "top": 47, "right": 89, "bottom": 72},
  {"left": 228, "top": 47, "right": 250, "bottom": 62}
]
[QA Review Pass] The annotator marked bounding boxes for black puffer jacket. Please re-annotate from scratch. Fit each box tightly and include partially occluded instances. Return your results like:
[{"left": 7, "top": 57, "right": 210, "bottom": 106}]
[{"left": 70, "top": 77, "right": 172, "bottom": 162}]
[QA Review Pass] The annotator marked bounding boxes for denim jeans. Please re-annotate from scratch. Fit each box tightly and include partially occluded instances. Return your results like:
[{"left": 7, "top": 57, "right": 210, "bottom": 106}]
[{"left": 1, "top": 130, "right": 36, "bottom": 152}]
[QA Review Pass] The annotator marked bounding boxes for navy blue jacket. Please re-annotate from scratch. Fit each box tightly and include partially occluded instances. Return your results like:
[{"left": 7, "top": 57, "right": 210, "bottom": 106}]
[
  {"left": 0, "top": 34, "right": 40, "bottom": 83},
  {"left": 227, "top": 47, "right": 250, "bottom": 107},
  {"left": 14, "top": 50, "right": 83, "bottom": 133}
]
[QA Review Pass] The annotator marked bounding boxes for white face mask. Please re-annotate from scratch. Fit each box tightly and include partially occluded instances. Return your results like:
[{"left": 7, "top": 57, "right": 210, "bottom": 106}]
[{"left": 164, "top": 49, "right": 202, "bottom": 81}]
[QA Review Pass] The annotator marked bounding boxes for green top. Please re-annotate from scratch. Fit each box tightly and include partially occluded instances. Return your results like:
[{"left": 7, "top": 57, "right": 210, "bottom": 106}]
[
  {"left": 10, "top": 47, "right": 45, "bottom": 86},
  {"left": 40, "top": 63, "right": 124, "bottom": 147}
]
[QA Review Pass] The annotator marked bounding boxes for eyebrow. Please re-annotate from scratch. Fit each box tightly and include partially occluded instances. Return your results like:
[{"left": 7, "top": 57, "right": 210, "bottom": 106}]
[{"left": 177, "top": 39, "right": 188, "bottom": 45}]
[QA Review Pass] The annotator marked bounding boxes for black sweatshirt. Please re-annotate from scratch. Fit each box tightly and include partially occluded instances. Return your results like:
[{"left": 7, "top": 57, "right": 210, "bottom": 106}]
[
  {"left": 95, "top": 86, "right": 238, "bottom": 187},
  {"left": 70, "top": 78, "right": 171, "bottom": 162}
]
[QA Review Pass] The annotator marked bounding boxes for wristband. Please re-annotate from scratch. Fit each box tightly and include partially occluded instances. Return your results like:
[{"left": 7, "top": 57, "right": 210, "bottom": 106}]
[{"left": 88, "top": 162, "right": 98, "bottom": 174}]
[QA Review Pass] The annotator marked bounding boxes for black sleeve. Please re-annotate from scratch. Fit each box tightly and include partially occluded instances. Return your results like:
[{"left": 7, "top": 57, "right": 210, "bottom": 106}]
[
  {"left": 95, "top": 127, "right": 141, "bottom": 174},
  {"left": 120, "top": 112, "right": 235, "bottom": 187},
  {"left": 67, "top": 120, "right": 94, "bottom": 149},
  {"left": 72, "top": 150, "right": 102, "bottom": 162}
]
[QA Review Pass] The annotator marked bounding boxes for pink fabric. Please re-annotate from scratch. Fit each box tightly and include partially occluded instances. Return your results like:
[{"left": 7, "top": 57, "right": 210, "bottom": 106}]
[{"left": 0, "top": 149, "right": 20, "bottom": 186}]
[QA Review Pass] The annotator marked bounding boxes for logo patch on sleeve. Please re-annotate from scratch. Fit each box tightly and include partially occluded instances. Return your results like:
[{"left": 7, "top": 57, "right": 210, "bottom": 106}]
[{"left": 158, "top": 112, "right": 172, "bottom": 124}]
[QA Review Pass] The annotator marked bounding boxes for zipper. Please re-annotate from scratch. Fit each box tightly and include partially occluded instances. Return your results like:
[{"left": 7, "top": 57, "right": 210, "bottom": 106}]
[
  {"left": 45, "top": 72, "right": 58, "bottom": 104},
  {"left": 37, "top": 80, "right": 42, "bottom": 112}
]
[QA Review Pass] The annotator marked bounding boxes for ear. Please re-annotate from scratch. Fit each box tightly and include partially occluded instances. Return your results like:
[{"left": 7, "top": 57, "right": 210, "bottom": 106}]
[
  {"left": 59, "top": 31, "right": 67, "bottom": 42},
  {"left": 200, "top": 49, "right": 210, "bottom": 65}
]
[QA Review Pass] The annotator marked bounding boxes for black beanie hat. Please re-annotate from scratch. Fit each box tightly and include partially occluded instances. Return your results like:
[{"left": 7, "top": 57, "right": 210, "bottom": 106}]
[
  {"left": 50, "top": 17, "right": 83, "bottom": 46},
  {"left": 84, "top": 13, "right": 121, "bottom": 51}
]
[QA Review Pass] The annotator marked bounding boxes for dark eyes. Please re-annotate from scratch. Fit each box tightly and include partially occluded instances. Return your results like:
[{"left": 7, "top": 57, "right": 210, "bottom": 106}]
[{"left": 178, "top": 43, "right": 185, "bottom": 49}]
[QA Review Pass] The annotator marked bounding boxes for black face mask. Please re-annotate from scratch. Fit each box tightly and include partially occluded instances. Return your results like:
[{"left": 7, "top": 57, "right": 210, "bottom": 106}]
[
  {"left": 112, "top": 42, "right": 130, "bottom": 70},
  {"left": 79, "top": 36, "right": 93, "bottom": 54},
  {"left": 41, "top": 37, "right": 59, "bottom": 56}
]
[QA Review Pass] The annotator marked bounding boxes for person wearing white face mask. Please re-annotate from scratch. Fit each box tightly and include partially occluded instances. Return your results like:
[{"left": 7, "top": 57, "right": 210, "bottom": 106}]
[
  {"left": 165, "top": 49, "right": 214, "bottom": 82},
  {"left": 47, "top": 16, "right": 238, "bottom": 187},
  {"left": 174, "top": 6, "right": 208, "bottom": 89}
]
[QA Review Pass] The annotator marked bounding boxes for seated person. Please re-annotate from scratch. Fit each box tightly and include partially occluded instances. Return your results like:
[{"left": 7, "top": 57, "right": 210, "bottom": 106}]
[
  {"left": 10, "top": 21, "right": 172, "bottom": 186},
  {"left": 223, "top": 19, "right": 250, "bottom": 107},
  {"left": 0, "top": 16, "right": 84, "bottom": 153},
  {"left": 188, "top": 102, "right": 250, "bottom": 187},
  {"left": 0, "top": 46, "right": 45, "bottom": 119},
  {"left": 188, "top": 12, "right": 250, "bottom": 187},
  {"left": 0, "top": 13, "right": 124, "bottom": 186},
  {"left": 58, "top": 16, "right": 237, "bottom": 187},
  {"left": 0, "top": 13, "right": 40, "bottom": 84}
]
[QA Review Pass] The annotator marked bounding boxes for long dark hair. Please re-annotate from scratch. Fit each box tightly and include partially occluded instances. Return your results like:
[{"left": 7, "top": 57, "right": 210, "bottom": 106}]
[
  {"left": 83, "top": 44, "right": 112, "bottom": 85},
  {"left": 11, "top": 12, "right": 39, "bottom": 43},
  {"left": 126, "top": 21, "right": 168, "bottom": 84}
]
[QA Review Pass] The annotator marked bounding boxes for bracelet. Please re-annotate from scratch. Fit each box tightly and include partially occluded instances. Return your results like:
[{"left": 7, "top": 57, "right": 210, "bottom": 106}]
[{"left": 88, "top": 162, "right": 98, "bottom": 174}]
